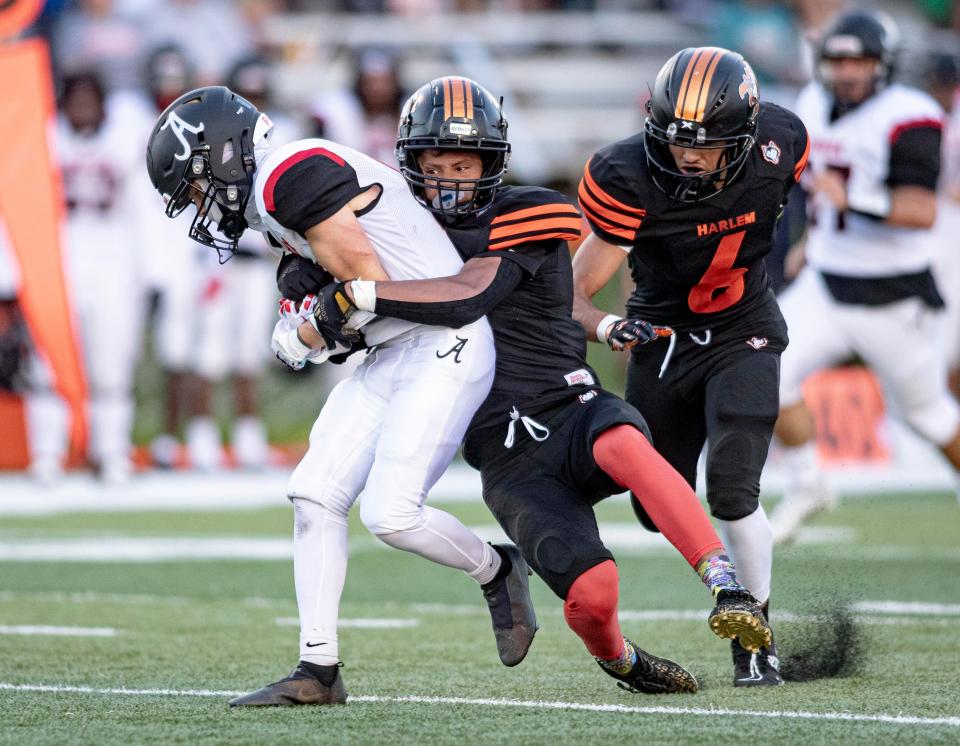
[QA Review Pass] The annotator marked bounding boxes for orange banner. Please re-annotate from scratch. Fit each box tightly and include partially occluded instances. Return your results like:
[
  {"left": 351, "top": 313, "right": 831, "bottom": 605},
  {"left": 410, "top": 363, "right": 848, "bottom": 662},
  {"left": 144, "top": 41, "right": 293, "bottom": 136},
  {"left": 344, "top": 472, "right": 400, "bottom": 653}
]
[
  {"left": 803, "top": 366, "right": 889, "bottom": 464},
  {"left": 0, "top": 39, "right": 88, "bottom": 458}
]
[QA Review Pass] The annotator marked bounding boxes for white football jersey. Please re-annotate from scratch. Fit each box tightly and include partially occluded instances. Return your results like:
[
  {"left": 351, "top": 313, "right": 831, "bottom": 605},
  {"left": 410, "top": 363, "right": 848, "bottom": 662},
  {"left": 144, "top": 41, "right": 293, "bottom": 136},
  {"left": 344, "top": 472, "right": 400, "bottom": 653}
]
[
  {"left": 796, "top": 82, "right": 943, "bottom": 277},
  {"left": 249, "top": 138, "right": 464, "bottom": 345}
]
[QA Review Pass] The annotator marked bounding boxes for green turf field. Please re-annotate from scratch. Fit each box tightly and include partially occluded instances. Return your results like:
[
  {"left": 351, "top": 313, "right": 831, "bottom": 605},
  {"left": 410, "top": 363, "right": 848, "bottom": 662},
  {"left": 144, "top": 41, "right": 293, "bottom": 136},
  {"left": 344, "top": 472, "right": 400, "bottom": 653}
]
[{"left": 1, "top": 492, "right": 958, "bottom": 744}]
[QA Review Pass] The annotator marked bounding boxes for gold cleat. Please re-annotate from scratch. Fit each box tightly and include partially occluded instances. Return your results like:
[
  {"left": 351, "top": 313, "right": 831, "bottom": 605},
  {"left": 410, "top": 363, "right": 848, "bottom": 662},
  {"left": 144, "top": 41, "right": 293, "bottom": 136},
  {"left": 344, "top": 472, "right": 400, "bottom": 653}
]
[{"left": 709, "top": 589, "right": 773, "bottom": 654}]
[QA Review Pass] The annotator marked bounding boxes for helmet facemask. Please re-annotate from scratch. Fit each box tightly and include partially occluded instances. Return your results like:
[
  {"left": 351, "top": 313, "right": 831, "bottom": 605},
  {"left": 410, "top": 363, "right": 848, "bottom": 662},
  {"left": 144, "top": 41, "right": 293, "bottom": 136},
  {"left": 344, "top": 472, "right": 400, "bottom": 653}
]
[
  {"left": 643, "top": 118, "right": 756, "bottom": 203},
  {"left": 164, "top": 148, "right": 253, "bottom": 263},
  {"left": 399, "top": 142, "right": 509, "bottom": 221}
]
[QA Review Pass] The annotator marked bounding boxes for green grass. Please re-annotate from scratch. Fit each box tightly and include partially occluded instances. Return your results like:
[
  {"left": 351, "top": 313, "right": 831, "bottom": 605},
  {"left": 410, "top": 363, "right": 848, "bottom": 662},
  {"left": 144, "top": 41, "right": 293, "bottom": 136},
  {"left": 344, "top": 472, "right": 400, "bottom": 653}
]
[{"left": 1, "top": 493, "right": 959, "bottom": 744}]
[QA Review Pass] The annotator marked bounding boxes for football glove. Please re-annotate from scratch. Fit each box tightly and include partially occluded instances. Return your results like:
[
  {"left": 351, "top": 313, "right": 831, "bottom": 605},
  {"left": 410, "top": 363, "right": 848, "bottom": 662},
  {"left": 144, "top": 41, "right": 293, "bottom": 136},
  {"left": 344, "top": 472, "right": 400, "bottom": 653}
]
[
  {"left": 276, "top": 253, "right": 333, "bottom": 303},
  {"left": 605, "top": 318, "right": 659, "bottom": 352},
  {"left": 309, "top": 281, "right": 359, "bottom": 349}
]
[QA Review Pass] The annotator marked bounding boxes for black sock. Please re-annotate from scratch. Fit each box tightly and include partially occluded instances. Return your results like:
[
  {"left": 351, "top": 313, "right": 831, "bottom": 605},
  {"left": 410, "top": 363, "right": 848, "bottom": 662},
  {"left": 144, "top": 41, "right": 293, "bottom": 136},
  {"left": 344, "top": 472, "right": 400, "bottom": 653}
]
[
  {"left": 482, "top": 544, "right": 513, "bottom": 587},
  {"left": 298, "top": 660, "right": 339, "bottom": 686},
  {"left": 761, "top": 600, "right": 770, "bottom": 622}
]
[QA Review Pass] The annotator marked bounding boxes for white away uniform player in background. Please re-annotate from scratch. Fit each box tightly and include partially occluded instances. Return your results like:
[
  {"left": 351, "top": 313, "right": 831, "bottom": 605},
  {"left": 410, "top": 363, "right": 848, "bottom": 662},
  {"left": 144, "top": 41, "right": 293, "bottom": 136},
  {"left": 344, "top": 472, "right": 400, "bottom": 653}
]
[
  {"left": 28, "top": 72, "right": 146, "bottom": 483},
  {"left": 145, "top": 86, "right": 536, "bottom": 706},
  {"left": 771, "top": 10, "right": 960, "bottom": 542}
]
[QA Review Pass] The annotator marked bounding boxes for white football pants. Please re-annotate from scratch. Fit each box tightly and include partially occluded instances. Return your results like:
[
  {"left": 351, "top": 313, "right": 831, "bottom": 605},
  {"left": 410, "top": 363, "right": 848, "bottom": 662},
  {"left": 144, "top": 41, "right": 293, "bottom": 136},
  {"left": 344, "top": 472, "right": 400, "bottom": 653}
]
[
  {"left": 779, "top": 266, "right": 960, "bottom": 445},
  {"left": 288, "top": 320, "right": 498, "bottom": 665}
]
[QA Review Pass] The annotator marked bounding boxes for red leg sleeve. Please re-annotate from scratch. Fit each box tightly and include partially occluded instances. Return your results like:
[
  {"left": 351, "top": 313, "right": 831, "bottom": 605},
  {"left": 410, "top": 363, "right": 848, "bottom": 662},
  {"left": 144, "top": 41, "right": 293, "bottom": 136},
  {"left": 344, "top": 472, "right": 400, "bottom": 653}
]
[
  {"left": 593, "top": 424, "right": 724, "bottom": 568},
  {"left": 563, "top": 560, "right": 624, "bottom": 661}
]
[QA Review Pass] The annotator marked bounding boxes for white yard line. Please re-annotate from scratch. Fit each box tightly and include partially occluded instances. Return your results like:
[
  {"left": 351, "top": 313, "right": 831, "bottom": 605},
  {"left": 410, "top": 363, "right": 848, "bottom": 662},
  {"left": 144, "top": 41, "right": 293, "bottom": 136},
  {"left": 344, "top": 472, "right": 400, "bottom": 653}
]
[
  {"left": 0, "top": 682, "right": 956, "bottom": 728},
  {"left": 274, "top": 617, "right": 419, "bottom": 629},
  {"left": 853, "top": 601, "right": 960, "bottom": 616},
  {"left": 0, "top": 626, "right": 116, "bottom": 637}
]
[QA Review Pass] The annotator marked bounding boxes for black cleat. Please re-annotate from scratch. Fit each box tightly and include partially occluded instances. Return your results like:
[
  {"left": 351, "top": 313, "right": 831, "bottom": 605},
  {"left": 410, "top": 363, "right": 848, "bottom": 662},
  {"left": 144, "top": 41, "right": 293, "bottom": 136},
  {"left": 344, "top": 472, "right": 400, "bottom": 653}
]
[
  {"left": 732, "top": 638, "right": 784, "bottom": 687},
  {"left": 228, "top": 662, "right": 347, "bottom": 706},
  {"left": 481, "top": 543, "right": 538, "bottom": 666},
  {"left": 709, "top": 589, "right": 773, "bottom": 654},
  {"left": 600, "top": 638, "right": 699, "bottom": 694}
]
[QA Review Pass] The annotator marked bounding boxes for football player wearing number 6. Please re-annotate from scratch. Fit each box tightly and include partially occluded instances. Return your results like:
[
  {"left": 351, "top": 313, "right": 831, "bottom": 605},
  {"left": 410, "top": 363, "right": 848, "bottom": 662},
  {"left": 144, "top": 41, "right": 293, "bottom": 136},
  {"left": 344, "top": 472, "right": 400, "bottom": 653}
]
[
  {"left": 770, "top": 11, "right": 960, "bottom": 543},
  {"left": 572, "top": 47, "right": 809, "bottom": 687}
]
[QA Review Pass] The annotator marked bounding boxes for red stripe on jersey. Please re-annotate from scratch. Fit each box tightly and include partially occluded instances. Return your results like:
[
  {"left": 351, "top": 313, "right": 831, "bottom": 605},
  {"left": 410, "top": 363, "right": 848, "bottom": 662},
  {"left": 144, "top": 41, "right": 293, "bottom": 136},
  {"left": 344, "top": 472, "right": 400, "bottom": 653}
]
[
  {"left": 263, "top": 147, "right": 347, "bottom": 212},
  {"left": 888, "top": 118, "right": 942, "bottom": 146}
]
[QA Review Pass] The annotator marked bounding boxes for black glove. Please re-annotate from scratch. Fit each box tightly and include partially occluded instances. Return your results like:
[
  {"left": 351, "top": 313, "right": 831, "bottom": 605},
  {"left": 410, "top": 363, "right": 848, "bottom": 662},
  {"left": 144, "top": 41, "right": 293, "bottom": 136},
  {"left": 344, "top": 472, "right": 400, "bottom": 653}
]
[
  {"left": 605, "top": 318, "right": 657, "bottom": 352},
  {"left": 309, "top": 281, "right": 360, "bottom": 350},
  {"left": 276, "top": 253, "right": 332, "bottom": 303}
]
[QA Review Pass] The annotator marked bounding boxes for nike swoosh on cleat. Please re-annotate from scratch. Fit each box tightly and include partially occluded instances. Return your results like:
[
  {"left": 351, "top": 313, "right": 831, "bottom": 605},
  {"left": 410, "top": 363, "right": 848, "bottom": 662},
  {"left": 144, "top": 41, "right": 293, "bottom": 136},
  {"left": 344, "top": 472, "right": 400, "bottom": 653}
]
[{"left": 305, "top": 641, "right": 327, "bottom": 648}]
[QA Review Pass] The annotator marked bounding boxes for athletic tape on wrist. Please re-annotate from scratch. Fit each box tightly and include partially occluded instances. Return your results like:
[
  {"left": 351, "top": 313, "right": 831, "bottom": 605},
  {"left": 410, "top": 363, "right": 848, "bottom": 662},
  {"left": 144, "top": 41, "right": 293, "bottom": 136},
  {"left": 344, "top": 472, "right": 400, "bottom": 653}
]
[
  {"left": 350, "top": 280, "right": 377, "bottom": 312},
  {"left": 596, "top": 314, "right": 623, "bottom": 344}
]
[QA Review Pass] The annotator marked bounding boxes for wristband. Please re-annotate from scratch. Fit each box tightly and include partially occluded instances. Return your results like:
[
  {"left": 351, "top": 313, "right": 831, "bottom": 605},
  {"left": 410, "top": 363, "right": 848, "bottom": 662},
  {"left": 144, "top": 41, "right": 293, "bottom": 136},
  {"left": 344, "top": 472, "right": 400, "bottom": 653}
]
[
  {"left": 847, "top": 188, "right": 891, "bottom": 221},
  {"left": 350, "top": 279, "right": 377, "bottom": 312},
  {"left": 596, "top": 314, "right": 623, "bottom": 344}
]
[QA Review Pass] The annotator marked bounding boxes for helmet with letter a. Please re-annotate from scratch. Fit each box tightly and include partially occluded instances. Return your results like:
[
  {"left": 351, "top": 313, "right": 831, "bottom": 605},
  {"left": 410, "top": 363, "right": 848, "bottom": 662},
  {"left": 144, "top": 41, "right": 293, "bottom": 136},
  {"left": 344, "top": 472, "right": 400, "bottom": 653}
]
[
  {"left": 816, "top": 10, "right": 900, "bottom": 111},
  {"left": 396, "top": 76, "right": 511, "bottom": 220},
  {"left": 644, "top": 47, "right": 761, "bottom": 203},
  {"left": 145, "top": 85, "right": 273, "bottom": 260}
]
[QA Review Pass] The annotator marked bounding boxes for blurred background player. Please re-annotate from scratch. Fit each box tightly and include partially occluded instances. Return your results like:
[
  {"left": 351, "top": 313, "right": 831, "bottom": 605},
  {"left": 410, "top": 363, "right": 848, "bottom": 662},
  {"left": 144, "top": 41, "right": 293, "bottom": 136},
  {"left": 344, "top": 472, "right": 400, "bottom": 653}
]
[
  {"left": 188, "top": 56, "right": 302, "bottom": 469},
  {"left": 310, "top": 47, "right": 406, "bottom": 164},
  {"left": 925, "top": 48, "right": 960, "bottom": 397},
  {"left": 138, "top": 44, "right": 208, "bottom": 469},
  {"left": 771, "top": 11, "right": 960, "bottom": 542},
  {"left": 26, "top": 72, "right": 145, "bottom": 483}
]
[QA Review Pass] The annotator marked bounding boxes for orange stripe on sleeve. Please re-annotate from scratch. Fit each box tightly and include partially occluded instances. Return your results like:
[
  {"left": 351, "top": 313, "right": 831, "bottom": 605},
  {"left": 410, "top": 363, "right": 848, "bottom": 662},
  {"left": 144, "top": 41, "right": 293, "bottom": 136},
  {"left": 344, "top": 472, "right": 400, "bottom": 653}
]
[
  {"left": 577, "top": 181, "right": 642, "bottom": 229},
  {"left": 793, "top": 131, "right": 811, "bottom": 182},
  {"left": 489, "top": 230, "right": 581, "bottom": 250},
  {"left": 581, "top": 161, "right": 646, "bottom": 216},
  {"left": 491, "top": 203, "right": 580, "bottom": 225},
  {"left": 489, "top": 216, "right": 583, "bottom": 241}
]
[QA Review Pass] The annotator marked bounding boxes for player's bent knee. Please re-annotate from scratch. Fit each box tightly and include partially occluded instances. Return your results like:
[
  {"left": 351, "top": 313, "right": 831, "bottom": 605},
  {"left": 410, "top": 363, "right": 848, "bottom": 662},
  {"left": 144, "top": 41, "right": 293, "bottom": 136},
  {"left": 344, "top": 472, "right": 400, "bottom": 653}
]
[
  {"left": 563, "top": 560, "right": 619, "bottom": 625},
  {"left": 706, "top": 429, "right": 764, "bottom": 521},
  {"left": 358, "top": 496, "right": 424, "bottom": 536}
]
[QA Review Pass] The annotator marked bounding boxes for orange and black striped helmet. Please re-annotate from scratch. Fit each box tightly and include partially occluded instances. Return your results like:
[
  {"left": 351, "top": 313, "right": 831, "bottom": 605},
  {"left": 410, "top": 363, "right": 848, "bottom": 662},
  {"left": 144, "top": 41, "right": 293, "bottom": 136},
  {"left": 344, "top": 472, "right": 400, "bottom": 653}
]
[
  {"left": 396, "top": 76, "right": 510, "bottom": 220},
  {"left": 644, "top": 47, "right": 760, "bottom": 202}
]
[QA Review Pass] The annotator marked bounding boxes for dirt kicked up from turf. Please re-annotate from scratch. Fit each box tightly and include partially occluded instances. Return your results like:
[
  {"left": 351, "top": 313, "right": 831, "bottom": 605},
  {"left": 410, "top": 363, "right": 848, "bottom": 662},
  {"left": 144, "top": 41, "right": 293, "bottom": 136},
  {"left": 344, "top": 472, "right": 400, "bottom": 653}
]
[{"left": 779, "top": 599, "right": 864, "bottom": 682}]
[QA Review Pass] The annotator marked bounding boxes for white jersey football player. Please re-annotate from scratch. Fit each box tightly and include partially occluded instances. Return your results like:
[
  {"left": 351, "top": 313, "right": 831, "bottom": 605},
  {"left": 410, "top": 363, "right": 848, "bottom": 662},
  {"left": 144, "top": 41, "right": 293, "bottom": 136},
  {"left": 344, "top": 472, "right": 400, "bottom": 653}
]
[
  {"left": 771, "top": 10, "right": 960, "bottom": 542},
  {"left": 27, "top": 72, "right": 147, "bottom": 483},
  {"left": 145, "top": 86, "right": 536, "bottom": 706}
]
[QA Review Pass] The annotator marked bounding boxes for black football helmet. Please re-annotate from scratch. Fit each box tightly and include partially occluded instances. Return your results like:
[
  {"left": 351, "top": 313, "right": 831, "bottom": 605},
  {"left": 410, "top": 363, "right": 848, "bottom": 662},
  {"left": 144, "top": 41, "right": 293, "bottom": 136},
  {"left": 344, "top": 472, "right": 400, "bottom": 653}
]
[
  {"left": 396, "top": 76, "right": 510, "bottom": 220},
  {"left": 817, "top": 10, "right": 899, "bottom": 109},
  {"left": 145, "top": 86, "right": 271, "bottom": 260},
  {"left": 644, "top": 47, "right": 761, "bottom": 203}
]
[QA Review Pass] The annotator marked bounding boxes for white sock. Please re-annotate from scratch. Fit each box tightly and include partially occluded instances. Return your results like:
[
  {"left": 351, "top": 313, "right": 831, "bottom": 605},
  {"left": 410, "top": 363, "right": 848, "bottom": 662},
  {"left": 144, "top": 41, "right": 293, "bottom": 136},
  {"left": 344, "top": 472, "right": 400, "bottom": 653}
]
[
  {"left": 716, "top": 505, "right": 773, "bottom": 605},
  {"left": 779, "top": 441, "right": 819, "bottom": 492},
  {"left": 374, "top": 506, "right": 501, "bottom": 584},
  {"left": 90, "top": 390, "right": 133, "bottom": 468},
  {"left": 293, "top": 498, "right": 348, "bottom": 666},
  {"left": 187, "top": 417, "right": 222, "bottom": 470}
]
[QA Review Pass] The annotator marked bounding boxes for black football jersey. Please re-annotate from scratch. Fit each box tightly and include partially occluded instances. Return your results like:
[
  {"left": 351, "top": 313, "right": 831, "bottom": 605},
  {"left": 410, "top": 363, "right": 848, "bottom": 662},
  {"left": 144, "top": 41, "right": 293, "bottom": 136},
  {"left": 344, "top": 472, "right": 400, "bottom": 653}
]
[
  {"left": 444, "top": 185, "right": 596, "bottom": 436},
  {"left": 579, "top": 102, "right": 809, "bottom": 331}
]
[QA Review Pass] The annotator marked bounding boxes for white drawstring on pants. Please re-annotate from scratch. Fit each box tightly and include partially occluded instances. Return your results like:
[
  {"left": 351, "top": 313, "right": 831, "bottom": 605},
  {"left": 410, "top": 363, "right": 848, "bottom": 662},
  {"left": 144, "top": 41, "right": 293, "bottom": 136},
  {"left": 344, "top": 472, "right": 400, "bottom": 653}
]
[{"left": 504, "top": 406, "right": 551, "bottom": 448}]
